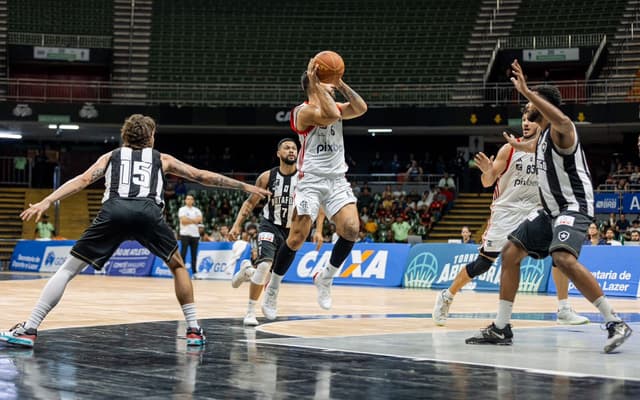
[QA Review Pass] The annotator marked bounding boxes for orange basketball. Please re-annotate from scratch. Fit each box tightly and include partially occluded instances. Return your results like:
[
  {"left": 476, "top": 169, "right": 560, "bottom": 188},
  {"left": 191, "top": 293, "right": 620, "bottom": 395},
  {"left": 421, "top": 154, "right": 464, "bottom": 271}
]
[{"left": 314, "top": 50, "right": 345, "bottom": 84}]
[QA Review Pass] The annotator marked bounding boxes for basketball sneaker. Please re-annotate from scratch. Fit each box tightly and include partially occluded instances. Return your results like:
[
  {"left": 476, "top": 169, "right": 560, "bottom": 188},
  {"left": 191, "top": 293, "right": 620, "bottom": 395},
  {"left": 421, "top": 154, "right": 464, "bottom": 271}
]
[
  {"left": 465, "top": 323, "right": 513, "bottom": 345},
  {"left": 261, "top": 286, "right": 279, "bottom": 320},
  {"left": 231, "top": 260, "right": 254, "bottom": 288},
  {"left": 0, "top": 322, "right": 37, "bottom": 348},
  {"left": 432, "top": 290, "right": 453, "bottom": 326},
  {"left": 313, "top": 273, "right": 332, "bottom": 310},
  {"left": 604, "top": 320, "right": 632, "bottom": 353},
  {"left": 186, "top": 327, "right": 206, "bottom": 346},
  {"left": 243, "top": 311, "right": 259, "bottom": 326},
  {"left": 557, "top": 307, "right": 589, "bottom": 325}
]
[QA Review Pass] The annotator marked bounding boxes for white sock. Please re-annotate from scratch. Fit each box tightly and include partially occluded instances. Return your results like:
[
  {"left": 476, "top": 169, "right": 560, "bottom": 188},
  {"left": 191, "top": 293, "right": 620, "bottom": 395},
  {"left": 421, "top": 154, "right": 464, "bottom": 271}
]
[
  {"left": 557, "top": 298, "right": 569, "bottom": 310},
  {"left": 247, "top": 299, "right": 257, "bottom": 311},
  {"left": 494, "top": 300, "right": 513, "bottom": 329},
  {"left": 444, "top": 289, "right": 454, "bottom": 299},
  {"left": 181, "top": 303, "right": 199, "bottom": 329},
  {"left": 26, "top": 255, "right": 86, "bottom": 330},
  {"left": 269, "top": 273, "right": 284, "bottom": 290},
  {"left": 320, "top": 265, "right": 339, "bottom": 280},
  {"left": 593, "top": 296, "right": 621, "bottom": 323}
]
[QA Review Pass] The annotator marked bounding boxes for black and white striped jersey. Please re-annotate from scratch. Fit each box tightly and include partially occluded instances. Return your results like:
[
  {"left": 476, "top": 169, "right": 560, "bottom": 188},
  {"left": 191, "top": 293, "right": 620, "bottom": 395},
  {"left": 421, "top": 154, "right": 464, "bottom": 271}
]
[
  {"left": 536, "top": 124, "right": 594, "bottom": 217},
  {"left": 102, "top": 147, "right": 166, "bottom": 207},
  {"left": 262, "top": 167, "right": 297, "bottom": 228}
]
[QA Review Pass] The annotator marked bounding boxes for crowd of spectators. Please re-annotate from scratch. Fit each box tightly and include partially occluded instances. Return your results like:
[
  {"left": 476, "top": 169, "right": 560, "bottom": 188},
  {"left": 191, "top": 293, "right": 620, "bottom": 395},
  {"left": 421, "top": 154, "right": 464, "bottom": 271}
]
[{"left": 589, "top": 212, "right": 640, "bottom": 246}]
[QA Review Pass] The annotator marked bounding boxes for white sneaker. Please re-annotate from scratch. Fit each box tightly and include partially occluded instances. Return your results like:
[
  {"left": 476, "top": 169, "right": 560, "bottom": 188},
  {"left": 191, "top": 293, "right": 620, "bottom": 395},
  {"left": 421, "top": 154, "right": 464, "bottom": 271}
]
[
  {"left": 243, "top": 310, "right": 259, "bottom": 326},
  {"left": 225, "top": 240, "right": 249, "bottom": 274},
  {"left": 432, "top": 290, "right": 453, "bottom": 326},
  {"left": 261, "top": 286, "right": 279, "bottom": 320},
  {"left": 557, "top": 307, "right": 589, "bottom": 325},
  {"left": 231, "top": 260, "right": 254, "bottom": 288},
  {"left": 313, "top": 273, "right": 332, "bottom": 310},
  {"left": 193, "top": 272, "right": 206, "bottom": 280}
]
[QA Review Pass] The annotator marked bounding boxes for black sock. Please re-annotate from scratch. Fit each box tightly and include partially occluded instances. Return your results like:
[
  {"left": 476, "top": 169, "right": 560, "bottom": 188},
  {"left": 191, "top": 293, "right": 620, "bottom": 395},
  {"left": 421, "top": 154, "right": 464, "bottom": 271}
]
[
  {"left": 330, "top": 236, "right": 355, "bottom": 267},
  {"left": 272, "top": 244, "right": 297, "bottom": 276}
]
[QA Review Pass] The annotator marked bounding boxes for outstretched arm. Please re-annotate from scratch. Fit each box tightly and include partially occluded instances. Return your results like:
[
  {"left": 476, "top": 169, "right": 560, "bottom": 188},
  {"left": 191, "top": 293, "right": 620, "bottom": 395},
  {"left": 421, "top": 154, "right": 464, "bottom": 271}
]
[
  {"left": 162, "top": 154, "right": 271, "bottom": 198},
  {"left": 229, "top": 171, "right": 269, "bottom": 241},
  {"left": 336, "top": 79, "right": 367, "bottom": 120},
  {"left": 509, "top": 59, "right": 574, "bottom": 149},
  {"left": 474, "top": 144, "right": 511, "bottom": 188},
  {"left": 20, "top": 152, "right": 111, "bottom": 222}
]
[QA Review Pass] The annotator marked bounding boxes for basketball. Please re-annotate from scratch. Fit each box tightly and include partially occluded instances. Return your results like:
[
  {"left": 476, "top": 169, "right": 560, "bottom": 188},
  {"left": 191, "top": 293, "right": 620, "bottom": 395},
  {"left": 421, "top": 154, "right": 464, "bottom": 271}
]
[{"left": 314, "top": 50, "right": 345, "bottom": 84}]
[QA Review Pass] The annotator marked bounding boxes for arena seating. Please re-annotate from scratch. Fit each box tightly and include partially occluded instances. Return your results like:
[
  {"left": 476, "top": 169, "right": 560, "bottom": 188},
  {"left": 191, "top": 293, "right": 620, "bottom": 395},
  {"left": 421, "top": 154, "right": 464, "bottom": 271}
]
[
  {"left": 510, "top": 1, "right": 627, "bottom": 36},
  {"left": 8, "top": 0, "right": 113, "bottom": 36},
  {"left": 150, "top": 0, "right": 481, "bottom": 86}
]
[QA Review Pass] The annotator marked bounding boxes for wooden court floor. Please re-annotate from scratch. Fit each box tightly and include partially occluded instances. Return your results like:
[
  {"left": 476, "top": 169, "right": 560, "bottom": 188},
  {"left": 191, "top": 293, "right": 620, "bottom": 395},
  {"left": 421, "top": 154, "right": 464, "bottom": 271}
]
[{"left": 1, "top": 273, "right": 639, "bottom": 399}]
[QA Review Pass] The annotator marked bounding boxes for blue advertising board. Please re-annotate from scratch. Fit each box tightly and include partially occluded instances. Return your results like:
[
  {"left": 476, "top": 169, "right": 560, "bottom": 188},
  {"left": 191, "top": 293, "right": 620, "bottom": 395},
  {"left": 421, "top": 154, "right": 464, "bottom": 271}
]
[
  {"left": 151, "top": 241, "right": 251, "bottom": 279},
  {"left": 547, "top": 246, "right": 640, "bottom": 297},
  {"left": 622, "top": 192, "right": 640, "bottom": 214},
  {"left": 594, "top": 192, "right": 619, "bottom": 213},
  {"left": 103, "top": 241, "right": 155, "bottom": 276},
  {"left": 282, "top": 242, "right": 410, "bottom": 287},
  {"left": 9, "top": 240, "right": 76, "bottom": 272},
  {"left": 402, "top": 244, "right": 552, "bottom": 293}
]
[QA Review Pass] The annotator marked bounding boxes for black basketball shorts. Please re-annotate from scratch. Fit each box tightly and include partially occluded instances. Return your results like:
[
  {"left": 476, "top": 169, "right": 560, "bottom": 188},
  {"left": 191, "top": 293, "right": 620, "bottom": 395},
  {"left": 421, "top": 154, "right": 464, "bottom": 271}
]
[{"left": 255, "top": 219, "right": 289, "bottom": 265}]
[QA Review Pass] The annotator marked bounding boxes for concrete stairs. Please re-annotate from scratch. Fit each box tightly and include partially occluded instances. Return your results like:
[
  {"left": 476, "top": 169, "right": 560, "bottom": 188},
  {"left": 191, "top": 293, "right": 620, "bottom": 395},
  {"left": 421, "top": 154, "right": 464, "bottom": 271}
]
[{"left": 426, "top": 193, "right": 492, "bottom": 243}]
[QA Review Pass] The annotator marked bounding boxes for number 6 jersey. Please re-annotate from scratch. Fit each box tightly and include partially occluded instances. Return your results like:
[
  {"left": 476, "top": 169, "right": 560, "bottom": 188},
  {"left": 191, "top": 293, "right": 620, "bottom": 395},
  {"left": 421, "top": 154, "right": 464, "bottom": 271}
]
[{"left": 102, "top": 147, "right": 165, "bottom": 207}]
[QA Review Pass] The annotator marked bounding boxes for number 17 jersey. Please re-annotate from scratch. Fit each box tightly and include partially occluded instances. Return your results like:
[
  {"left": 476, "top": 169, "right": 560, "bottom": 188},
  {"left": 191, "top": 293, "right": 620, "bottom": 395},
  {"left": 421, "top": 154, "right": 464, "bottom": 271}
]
[{"left": 102, "top": 147, "right": 166, "bottom": 207}]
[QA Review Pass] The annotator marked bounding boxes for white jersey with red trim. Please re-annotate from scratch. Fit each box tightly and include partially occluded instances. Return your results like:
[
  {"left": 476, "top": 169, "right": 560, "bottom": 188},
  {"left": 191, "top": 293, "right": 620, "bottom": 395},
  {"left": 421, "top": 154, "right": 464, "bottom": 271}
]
[
  {"left": 290, "top": 103, "right": 348, "bottom": 177},
  {"left": 492, "top": 147, "right": 539, "bottom": 211}
]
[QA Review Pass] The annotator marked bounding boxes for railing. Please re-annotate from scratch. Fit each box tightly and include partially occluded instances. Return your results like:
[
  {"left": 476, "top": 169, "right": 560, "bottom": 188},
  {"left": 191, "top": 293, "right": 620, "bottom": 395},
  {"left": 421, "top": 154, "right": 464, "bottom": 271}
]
[
  {"left": 500, "top": 33, "right": 605, "bottom": 49},
  {"left": 0, "top": 156, "right": 31, "bottom": 186},
  {"left": 7, "top": 32, "right": 112, "bottom": 49},
  {"left": 1, "top": 77, "right": 637, "bottom": 107}
]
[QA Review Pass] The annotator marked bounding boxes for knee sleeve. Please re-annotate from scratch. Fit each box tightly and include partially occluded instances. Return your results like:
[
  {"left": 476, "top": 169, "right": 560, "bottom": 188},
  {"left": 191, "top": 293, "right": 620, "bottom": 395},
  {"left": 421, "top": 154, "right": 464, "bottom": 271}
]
[
  {"left": 465, "top": 251, "right": 499, "bottom": 278},
  {"left": 251, "top": 261, "right": 271, "bottom": 285}
]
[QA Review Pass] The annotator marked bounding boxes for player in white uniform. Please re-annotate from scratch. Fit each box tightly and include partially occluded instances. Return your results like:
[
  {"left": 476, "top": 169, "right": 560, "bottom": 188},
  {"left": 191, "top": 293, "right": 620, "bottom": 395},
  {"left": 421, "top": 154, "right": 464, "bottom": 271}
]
[
  {"left": 260, "top": 57, "right": 367, "bottom": 319},
  {"left": 432, "top": 108, "right": 589, "bottom": 326}
]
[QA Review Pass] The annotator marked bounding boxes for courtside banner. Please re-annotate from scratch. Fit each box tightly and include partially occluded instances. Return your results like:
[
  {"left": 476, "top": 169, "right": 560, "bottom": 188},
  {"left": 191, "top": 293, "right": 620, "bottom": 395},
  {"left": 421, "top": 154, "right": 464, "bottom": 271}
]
[
  {"left": 622, "top": 192, "right": 640, "bottom": 214},
  {"left": 282, "top": 242, "right": 410, "bottom": 287},
  {"left": 594, "top": 192, "right": 619, "bottom": 213},
  {"left": 150, "top": 241, "right": 251, "bottom": 279},
  {"left": 9, "top": 240, "right": 75, "bottom": 272},
  {"left": 402, "top": 244, "right": 552, "bottom": 293},
  {"left": 104, "top": 241, "right": 155, "bottom": 277},
  {"left": 547, "top": 246, "right": 640, "bottom": 297}
]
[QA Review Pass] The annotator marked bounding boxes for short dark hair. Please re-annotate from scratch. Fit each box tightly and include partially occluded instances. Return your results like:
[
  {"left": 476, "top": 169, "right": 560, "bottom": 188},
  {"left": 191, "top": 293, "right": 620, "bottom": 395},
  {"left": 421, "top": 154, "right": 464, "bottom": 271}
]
[
  {"left": 278, "top": 138, "right": 297, "bottom": 149},
  {"left": 300, "top": 71, "right": 310, "bottom": 94},
  {"left": 534, "top": 85, "right": 562, "bottom": 108}
]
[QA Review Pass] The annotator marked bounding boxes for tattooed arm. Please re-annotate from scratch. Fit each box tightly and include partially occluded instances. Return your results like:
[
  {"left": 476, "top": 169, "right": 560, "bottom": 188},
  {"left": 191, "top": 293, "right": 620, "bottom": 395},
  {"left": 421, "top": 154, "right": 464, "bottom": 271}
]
[
  {"left": 336, "top": 79, "right": 367, "bottom": 120},
  {"left": 20, "top": 152, "right": 112, "bottom": 222},
  {"left": 228, "top": 170, "right": 270, "bottom": 241},
  {"left": 162, "top": 154, "right": 271, "bottom": 197}
]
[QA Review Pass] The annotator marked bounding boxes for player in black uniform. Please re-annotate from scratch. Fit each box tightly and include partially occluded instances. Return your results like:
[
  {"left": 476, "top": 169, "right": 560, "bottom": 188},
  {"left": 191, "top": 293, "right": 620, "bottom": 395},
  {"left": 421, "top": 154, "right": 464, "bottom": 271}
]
[
  {"left": 0, "top": 114, "right": 270, "bottom": 348},
  {"left": 229, "top": 138, "right": 324, "bottom": 326}
]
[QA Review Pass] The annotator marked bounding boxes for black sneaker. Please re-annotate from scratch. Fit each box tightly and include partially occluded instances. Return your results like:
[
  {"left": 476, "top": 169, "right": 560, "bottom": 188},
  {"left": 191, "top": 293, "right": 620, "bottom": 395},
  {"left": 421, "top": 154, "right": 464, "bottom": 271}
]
[
  {"left": 465, "top": 323, "right": 513, "bottom": 345},
  {"left": 604, "top": 321, "right": 632, "bottom": 353}
]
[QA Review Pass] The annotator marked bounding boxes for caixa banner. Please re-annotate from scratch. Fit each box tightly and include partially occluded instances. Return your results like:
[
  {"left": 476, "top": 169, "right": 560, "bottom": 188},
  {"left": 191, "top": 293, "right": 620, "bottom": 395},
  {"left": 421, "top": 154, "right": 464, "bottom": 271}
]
[
  {"left": 402, "top": 244, "right": 552, "bottom": 293},
  {"left": 283, "top": 242, "right": 410, "bottom": 287},
  {"left": 150, "top": 241, "right": 251, "bottom": 279},
  {"left": 548, "top": 246, "right": 640, "bottom": 298}
]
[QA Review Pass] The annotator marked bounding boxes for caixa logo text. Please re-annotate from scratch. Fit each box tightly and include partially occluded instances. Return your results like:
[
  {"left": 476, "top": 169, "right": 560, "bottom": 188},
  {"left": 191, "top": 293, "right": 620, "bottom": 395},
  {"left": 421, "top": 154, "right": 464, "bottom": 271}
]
[{"left": 296, "top": 250, "right": 388, "bottom": 279}]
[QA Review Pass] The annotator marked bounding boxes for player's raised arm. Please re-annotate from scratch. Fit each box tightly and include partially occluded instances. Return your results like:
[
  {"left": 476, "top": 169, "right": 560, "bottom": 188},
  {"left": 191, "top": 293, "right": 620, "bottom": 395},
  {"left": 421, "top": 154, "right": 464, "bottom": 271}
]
[
  {"left": 336, "top": 79, "right": 367, "bottom": 120},
  {"left": 474, "top": 144, "right": 511, "bottom": 188},
  {"left": 161, "top": 154, "right": 271, "bottom": 198},
  {"left": 229, "top": 170, "right": 270, "bottom": 241},
  {"left": 20, "top": 152, "right": 112, "bottom": 222}
]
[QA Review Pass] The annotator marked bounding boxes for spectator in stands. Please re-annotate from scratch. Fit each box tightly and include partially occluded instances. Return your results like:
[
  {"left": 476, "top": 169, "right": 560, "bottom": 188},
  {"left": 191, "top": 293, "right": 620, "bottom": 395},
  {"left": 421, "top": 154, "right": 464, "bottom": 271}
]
[
  {"left": 369, "top": 152, "right": 385, "bottom": 173},
  {"left": 220, "top": 147, "right": 233, "bottom": 172},
  {"left": 357, "top": 187, "right": 374, "bottom": 211},
  {"left": 389, "top": 153, "right": 402, "bottom": 174},
  {"left": 584, "top": 223, "right": 606, "bottom": 245},
  {"left": 218, "top": 225, "right": 231, "bottom": 242},
  {"left": 629, "top": 229, "right": 640, "bottom": 243},
  {"left": 208, "top": 198, "right": 218, "bottom": 221},
  {"left": 605, "top": 227, "right": 622, "bottom": 246},
  {"left": 421, "top": 151, "right": 433, "bottom": 173},
  {"left": 219, "top": 198, "right": 232, "bottom": 219},
  {"left": 406, "top": 160, "right": 423, "bottom": 182},
  {"left": 606, "top": 212, "right": 617, "bottom": 231},
  {"left": 179, "top": 194, "right": 203, "bottom": 278},
  {"left": 358, "top": 230, "right": 374, "bottom": 243},
  {"left": 460, "top": 226, "right": 476, "bottom": 244},
  {"left": 629, "top": 166, "right": 640, "bottom": 184},
  {"left": 174, "top": 179, "right": 187, "bottom": 197},
  {"left": 615, "top": 214, "right": 630, "bottom": 237},
  {"left": 438, "top": 172, "right": 456, "bottom": 192},
  {"left": 164, "top": 178, "right": 176, "bottom": 200},
  {"left": 198, "top": 224, "right": 213, "bottom": 242},
  {"left": 364, "top": 217, "right": 378, "bottom": 238},
  {"left": 35, "top": 214, "right": 56, "bottom": 240},
  {"left": 391, "top": 214, "right": 411, "bottom": 243}
]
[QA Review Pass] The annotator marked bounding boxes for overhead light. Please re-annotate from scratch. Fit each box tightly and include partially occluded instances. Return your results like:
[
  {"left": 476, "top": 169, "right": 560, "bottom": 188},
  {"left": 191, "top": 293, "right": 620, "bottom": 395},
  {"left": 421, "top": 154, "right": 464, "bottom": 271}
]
[
  {"left": 48, "top": 124, "right": 57, "bottom": 129},
  {"left": 0, "top": 132, "right": 22, "bottom": 139},
  {"left": 368, "top": 128, "right": 392, "bottom": 137},
  {"left": 59, "top": 124, "right": 79, "bottom": 130}
]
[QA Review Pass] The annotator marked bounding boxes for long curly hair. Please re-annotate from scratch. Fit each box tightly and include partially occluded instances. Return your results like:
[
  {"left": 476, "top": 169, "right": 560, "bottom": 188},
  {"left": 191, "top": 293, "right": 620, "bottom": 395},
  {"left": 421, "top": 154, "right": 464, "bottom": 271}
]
[{"left": 121, "top": 114, "right": 156, "bottom": 149}]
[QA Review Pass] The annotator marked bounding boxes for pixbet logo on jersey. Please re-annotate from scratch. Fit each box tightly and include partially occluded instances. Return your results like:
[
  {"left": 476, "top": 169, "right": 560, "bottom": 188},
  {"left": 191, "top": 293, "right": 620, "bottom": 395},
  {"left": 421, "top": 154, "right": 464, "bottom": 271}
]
[
  {"left": 295, "top": 248, "right": 389, "bottom": 280},
  {"left": 315, "top": 143, "right": 344, "bottom": 154}
]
